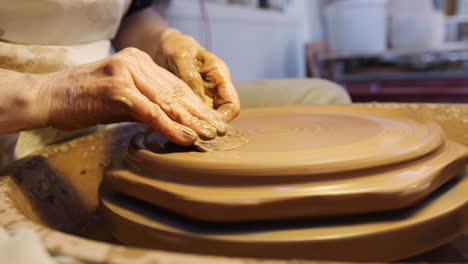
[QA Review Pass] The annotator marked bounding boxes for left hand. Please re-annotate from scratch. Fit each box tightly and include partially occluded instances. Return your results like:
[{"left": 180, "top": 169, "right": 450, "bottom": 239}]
[{"left": 155, "top": 29, "right": 240, "bottom": 122}]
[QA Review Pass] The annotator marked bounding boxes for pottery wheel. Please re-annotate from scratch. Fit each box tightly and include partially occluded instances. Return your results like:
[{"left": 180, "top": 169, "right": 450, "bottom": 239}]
[
  {"left": 100, "top": 105, "right": 468, "bottom": 261},
  {"left": 103, "top": 105, "right": 468, "bottom": 221},
  {"left": 100, "top": 173, "right": 468, "bottom": 262}
]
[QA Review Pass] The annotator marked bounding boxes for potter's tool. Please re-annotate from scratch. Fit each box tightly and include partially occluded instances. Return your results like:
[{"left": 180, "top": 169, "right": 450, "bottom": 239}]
[{"left": 194, "top": 125, "right": 249, "bottom": 152}]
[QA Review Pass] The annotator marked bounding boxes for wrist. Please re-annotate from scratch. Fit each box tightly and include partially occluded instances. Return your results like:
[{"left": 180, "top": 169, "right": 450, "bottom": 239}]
[
  {"left": 0, "top": 71, "right": 51, "bottom": 133},
  {"left": 153, "top": 27, "right": 182, "bottom": 65}
]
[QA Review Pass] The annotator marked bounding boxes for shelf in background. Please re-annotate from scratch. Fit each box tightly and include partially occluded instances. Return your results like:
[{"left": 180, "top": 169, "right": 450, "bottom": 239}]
[
  {"left": 343, "top": 78, "right": 468, "bottom": 103},
  {"left": 321, "top": 42, "right": 468, "bottom": 61}
]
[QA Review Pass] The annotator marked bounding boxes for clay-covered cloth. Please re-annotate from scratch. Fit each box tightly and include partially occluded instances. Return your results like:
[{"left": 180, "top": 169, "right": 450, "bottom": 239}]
[
  {"left": 0, "top": 0, "right": 131, "bottom": 72},
  {"left": 0, "top": 0, "right": 132, "bottom": 167}
]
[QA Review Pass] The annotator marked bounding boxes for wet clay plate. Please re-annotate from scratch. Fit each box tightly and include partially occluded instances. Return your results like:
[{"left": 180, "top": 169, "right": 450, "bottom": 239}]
[
  {"left": 104, "top": 105, "right": 468, "bottom": 221},
  {"left": 104, "top": 140, "right": 468, "bottom": 221},
  {"left": 120, "top": 106, "right": 446, "bottom": 180}
]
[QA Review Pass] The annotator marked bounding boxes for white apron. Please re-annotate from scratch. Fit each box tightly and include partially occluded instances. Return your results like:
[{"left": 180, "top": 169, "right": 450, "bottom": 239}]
[{"left": 0, "top": 0, "right": 131, "bottom": 167}]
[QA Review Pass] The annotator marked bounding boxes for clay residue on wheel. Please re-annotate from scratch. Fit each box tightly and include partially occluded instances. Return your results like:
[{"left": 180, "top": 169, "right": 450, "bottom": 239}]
[{"left": 194, "top": 125, "right": 249, "bottom": 152}]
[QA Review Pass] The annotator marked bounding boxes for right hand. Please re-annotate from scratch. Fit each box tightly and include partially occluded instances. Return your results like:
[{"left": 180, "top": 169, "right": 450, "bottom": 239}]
[
  {"left": 38, "top": 48, "right": 228, "bottom": 146},
  {"left": 154, "top": 29, "right": 240, "bottom": 122}
]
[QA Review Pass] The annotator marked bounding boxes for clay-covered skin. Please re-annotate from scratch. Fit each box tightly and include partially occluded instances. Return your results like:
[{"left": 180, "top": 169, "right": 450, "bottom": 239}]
[
  {"left": 112, "top": 8, "right": 240, "bottom": 123},
  {"left": 154, "top": 29, "right": 240, "bottom": 122},
  {"left": 5, "top": 48, "right": 229, "bottom": 146}
]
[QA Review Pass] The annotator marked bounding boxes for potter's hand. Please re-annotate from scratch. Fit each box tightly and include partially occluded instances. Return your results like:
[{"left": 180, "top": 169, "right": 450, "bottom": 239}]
[
  {"left": 40, "top": 48, "right": 227, "bottom": 146},
  {"left": 155, "top": 29, "right": 240, "bottom": 122}
]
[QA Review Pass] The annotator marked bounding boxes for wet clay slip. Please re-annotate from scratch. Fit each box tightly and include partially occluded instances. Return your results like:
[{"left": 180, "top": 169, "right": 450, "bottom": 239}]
[
  {"left": 194, "top": 125, "right": 249, "bottom": 152},
  {"left": 2, "top": 103, "right": 468, "bottom": 263},
  {"left": 103, "top": 105, "right": 468, "bottom": 221}
]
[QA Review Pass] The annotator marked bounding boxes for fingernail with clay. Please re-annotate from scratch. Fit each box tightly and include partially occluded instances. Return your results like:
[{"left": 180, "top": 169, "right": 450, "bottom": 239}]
[
  {"left": 182, "top": 127, "right": 198, "bottom": 144},
  {"left": 199, "top": 127, "right": 216, "bottom": 140},
  {"left": 198, "top": 121, "right": 217, "bottom": 139},
  {"left": 213, "top": 119, "right": 228, "bottom": 136}
]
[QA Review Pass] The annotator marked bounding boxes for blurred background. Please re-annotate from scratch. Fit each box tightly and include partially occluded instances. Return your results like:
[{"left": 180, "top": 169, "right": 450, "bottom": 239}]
[{"left": 156, "top": 0, "right": 468, "bottom": 103}]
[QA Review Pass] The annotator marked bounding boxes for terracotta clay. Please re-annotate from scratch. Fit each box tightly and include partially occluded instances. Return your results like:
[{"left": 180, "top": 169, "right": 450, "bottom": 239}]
[
  {"left": 99, "top": 105, "right": 468, "bottom": 261},
  {"left": 103, "top": 140, "right": 468, "bottom": 222},
  {"left": 103, "top": 105, "right": 468, "bottom": 221},
  {"left": 118, "top": 106, "right": 446, "bottom": 184},
  {"left": 194, "top": 125, "right": 249, "bottom": 152},
  {"left": 1, "top": 104, "right": 468, "bottom": 263}
]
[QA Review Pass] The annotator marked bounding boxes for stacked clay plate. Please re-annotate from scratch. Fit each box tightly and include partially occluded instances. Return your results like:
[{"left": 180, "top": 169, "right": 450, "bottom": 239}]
[{"left": 100, "top": 105, "right": 468, "bottom": 262}]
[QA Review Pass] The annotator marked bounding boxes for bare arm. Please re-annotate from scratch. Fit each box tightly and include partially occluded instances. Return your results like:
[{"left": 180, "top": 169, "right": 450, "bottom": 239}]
[
  {"left": 0, "top": 49, "right": 227, "bottom": 144},
  {"left": 0, "top": 69, "right": 48, "bottom": 133},
  {"left": 112, "top": 7, "right": 168, "bottom": 60}
]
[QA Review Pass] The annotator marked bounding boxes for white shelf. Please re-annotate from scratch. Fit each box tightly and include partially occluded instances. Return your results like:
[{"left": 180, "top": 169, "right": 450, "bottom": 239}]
[{"left": 322, "top": 42, "right": 468, "bottom": 60}]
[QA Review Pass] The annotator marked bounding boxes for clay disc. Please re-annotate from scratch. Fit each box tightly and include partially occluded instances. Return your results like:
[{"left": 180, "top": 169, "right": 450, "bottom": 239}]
[
  {"left": 103, "top": 105, "right": 467, "bottom": 221},
  {"left": 99, "top": 173, "right": 468, "bottom": 262},
  {"left": 122, "top": 105, "right": 445, "bottom": 184},
  {"left": 104, "top": 140, "right": 468, "bottom": 221}
]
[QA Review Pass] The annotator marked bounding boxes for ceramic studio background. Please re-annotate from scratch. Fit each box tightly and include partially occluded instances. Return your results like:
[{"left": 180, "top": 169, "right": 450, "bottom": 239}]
[
  {"left": 157, "top": 0, "right": 468, "bottom": 91},
  {"left": 157, "top": 0, "right": 322, "bottom": 81}
]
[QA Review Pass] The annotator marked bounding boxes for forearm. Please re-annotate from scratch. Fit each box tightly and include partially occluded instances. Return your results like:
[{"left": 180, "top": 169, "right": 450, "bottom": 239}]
[
  {"left": 0, "top": 69, "right": 49, "bottom": 133},
  {"left": 112, "top": 8, "right": 173, "bottom": 59}
]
